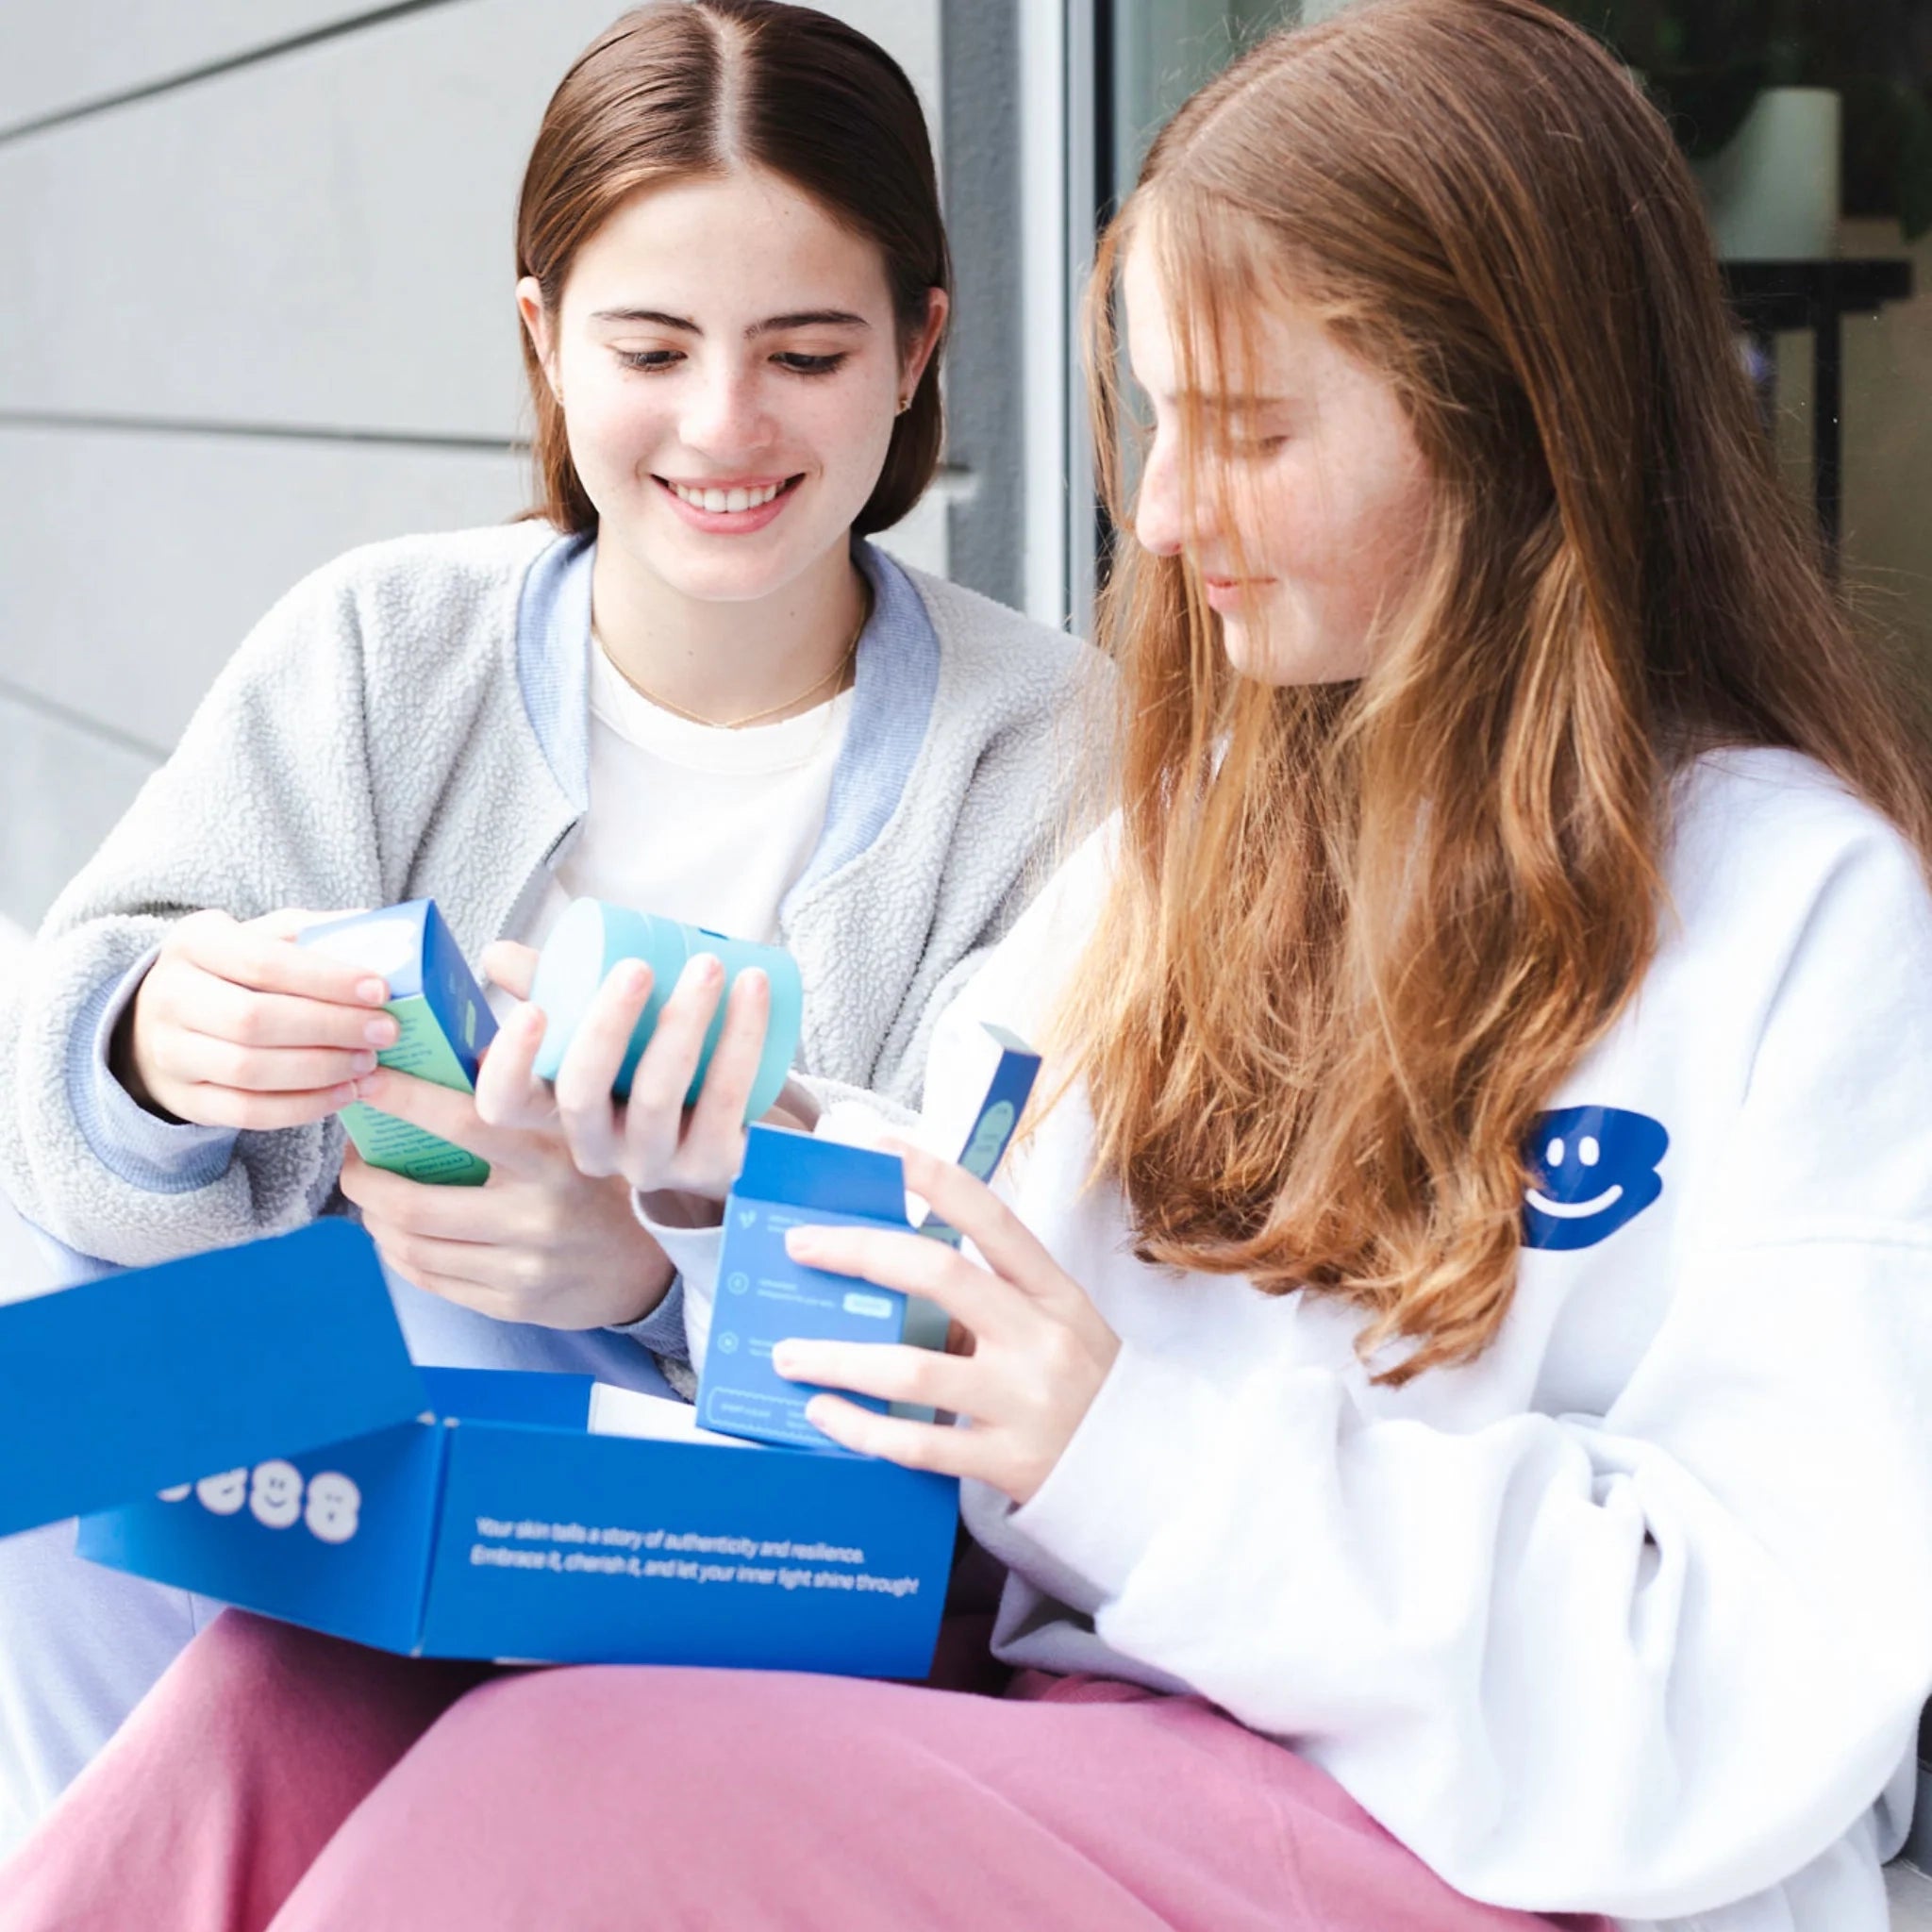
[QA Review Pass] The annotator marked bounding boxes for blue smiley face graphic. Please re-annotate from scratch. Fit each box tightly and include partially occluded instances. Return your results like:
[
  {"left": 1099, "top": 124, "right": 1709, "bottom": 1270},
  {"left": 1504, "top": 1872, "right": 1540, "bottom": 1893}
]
[{"left": 1520, "top": 1105, "right": 1668, "bottom": 1251}]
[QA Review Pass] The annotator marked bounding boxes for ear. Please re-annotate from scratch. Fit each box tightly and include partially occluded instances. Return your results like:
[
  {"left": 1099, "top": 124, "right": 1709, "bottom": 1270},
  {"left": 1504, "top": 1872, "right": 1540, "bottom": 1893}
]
[
  {"left": 516, "top": 276, "right": 559, "bottom": 397},
  {"left": 898, "top": 286, "right": 950, "bottom": 400}
]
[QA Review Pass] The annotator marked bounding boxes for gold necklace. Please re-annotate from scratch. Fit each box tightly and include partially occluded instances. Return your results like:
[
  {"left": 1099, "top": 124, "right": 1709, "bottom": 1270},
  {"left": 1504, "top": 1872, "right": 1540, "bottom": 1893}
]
[{"left": 593, "top": 589, "right": 870, "bottom": 731}]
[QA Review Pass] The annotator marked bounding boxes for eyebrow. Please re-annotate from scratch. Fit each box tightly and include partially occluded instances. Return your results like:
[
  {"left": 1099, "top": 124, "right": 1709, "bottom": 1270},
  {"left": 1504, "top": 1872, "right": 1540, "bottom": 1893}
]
[
  {"left": 588, "top": 308, "right": 872, "bottom": 337},
  {"left": 1173, "top": 390, "right": 1293, "bottom": 412}
]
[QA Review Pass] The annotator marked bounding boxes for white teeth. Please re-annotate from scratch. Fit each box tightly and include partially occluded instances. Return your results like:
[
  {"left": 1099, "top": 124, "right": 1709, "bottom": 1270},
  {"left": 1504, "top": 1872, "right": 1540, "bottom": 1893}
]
[{"left": 669, "top": 480, "right": 785, "bottom": 513}]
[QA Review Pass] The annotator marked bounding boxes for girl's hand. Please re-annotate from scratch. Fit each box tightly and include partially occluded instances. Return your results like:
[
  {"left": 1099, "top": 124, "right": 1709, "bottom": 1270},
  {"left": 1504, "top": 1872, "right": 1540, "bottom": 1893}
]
[
  {"left": 475, "top": 938, "right": 772, "bottom": 1221},
  {"left": 115, "top": 908, "right": 396, "bottom": 1129},
  {"left": 768, "top": 1143, "right": 1121, "bottom": 1507},
  {"left": 337, "top": 1067, "right": 675, "bottom": 1328}
]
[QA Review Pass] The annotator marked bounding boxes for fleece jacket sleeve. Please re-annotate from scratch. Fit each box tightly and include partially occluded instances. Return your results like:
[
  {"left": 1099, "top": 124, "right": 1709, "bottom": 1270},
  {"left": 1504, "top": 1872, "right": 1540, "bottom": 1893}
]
[{"left": 0, "top": 558, "right": 389, "bottom": 1266}]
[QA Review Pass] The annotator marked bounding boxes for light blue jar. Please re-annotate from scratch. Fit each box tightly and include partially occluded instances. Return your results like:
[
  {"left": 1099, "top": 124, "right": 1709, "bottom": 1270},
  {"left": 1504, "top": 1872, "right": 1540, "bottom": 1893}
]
[{"left": 529, "top": 899, "right": 804, "bottom": 1121}]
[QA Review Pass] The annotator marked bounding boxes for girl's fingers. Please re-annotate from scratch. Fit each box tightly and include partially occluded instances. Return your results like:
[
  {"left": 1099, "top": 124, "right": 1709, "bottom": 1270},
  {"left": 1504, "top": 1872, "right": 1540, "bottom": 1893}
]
[
  {"left": 795, "top": 1392, "right": 988, "bottom": 1480},
  {"left": 178, "top": 910, "right": 391, "bottom": 1008},
  {"left": 887, "top": 1141, "right": 1065, "bottom": 1303},
  {"left": 352, "top": 1069, "right": 501, "bottom": 1165},
  {"left": 680, "top": 968, "right": 768, "bottom": 1160},
  {"left": 479, "top": 940, "right": 540, "bottom": 1002},
  {"left": 770, "top": 1339, "right": 981, "bottom": 1421},
  {"left": 358, "top": 1215, "right": 503, "bottom": 1310},
  {"left": 168, "top": 974, "right": 397, "bottom": 1054},
  {"left": 173, "top": 1082, "right": 358, "bottom": 1130},
  {"left": 340, "top": 1151, "right": 509, "bottom": 1241},
  {"left": 165, "top": 1031, "right": 377, "bottom": 1094},
  {"left": 619, "top": 956, "right": 725, "bottom": 1178},
  {"left": 368, "top": 1228, "right": 518, "bottom": 1295},
  {"left": 553, "top": 962, "right": 653, "bottom": 1177},
  {"left": 474, "top": 1003, "right": 553, "bottom": 1129},
  {"left": 783, "top": 1224, "right": 1011, "bottom": 1344}
]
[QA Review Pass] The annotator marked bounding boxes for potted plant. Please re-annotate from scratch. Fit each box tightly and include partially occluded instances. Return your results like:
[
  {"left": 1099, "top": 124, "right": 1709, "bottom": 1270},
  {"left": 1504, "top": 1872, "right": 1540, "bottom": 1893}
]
[{"left": 1555, "top": 0, "right": 1932, "bottom": 254}]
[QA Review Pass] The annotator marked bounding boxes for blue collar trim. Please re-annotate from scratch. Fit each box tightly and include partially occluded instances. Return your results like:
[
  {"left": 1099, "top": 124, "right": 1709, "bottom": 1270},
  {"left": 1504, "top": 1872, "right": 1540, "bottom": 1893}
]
[
  {"left": 790, "top": 541, "right": 940, "bottom": 902},
  {"left": 513, "top": 533, "right": 940, "bottom": 893},
  {"left": 515, "top": 529, "right": 595, "bottom": 815}
]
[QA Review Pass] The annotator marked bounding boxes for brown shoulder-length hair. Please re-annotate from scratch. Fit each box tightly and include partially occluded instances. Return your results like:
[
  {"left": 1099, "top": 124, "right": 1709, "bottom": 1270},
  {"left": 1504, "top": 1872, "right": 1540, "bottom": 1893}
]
[
  {"left": 515, "top": 0, "right": 950, "bottom": 535},
  {"left": 1064, "top": 0, "right": 1932, "bottom": 1384}
]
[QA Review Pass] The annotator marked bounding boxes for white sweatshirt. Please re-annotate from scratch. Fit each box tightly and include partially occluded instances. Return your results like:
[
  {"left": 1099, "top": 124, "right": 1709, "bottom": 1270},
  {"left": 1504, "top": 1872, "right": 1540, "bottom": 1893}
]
[{"left": 658, "top": 747, "right": 1932, "bottom": 1932}]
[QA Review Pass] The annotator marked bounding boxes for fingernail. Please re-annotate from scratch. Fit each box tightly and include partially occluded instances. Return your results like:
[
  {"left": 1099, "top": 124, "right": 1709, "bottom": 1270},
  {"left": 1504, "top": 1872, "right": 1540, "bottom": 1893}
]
[
  {"left": 351, "top": 1050, "right": 378, "bottom": 1074},
  {"left": 691, "top": 953, "right": 724, "bottom": 989},
  {"left": 741, "top": 967, "right": 768, "bottom": 1001},
  {"left": 357, "top": 978, "right": 389, "bottom": 1007},
  {"left": 364, "top": 1018, "right": 398, "bottom": 1047},
  {"left": 771, "top": 1342, "right": 799, "bottom": 1376},
  {"left": 623, "top": 963, "right": 650, "bottom": 998},
  {"left": 784, "top": 1227, "right": 818, "bottom": 1260},
  {"left": 804, "top": 1397, "right": 833, "bottom": 1430},
  {"left": 354, "top": 1072, "right": 382, "bottom": 1101}
]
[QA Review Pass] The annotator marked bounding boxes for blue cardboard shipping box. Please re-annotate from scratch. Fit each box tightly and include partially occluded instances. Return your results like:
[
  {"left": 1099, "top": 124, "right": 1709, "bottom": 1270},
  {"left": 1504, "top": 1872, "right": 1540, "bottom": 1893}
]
[
  {"left": 0, "top": 1222, "right": 957, "bottom": 1675},
  {"left": 0, "top": 1221, "right": 421, "bottom": 1542},
  {"left": 700, "top": 1026, "right": 1041, "bottom": 1450}
]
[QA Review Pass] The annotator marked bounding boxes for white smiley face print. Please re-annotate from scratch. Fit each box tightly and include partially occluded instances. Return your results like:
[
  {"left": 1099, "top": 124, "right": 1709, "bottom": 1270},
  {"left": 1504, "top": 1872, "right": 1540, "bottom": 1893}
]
[
  {"left": 248, "top": 1459, "right": 305, "bottom": 1530},
  {"left": 303, "top": 1472, "right": 362, "bottom": 1545},
  {"left": 194, "top": 1469, "right": 249, "bottom": 1515}
]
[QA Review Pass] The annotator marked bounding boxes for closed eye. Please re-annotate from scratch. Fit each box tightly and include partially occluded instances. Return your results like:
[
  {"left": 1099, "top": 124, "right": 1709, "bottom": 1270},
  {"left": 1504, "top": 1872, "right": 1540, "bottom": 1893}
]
[{"left": 612, "top": 349, "right": 848, "bottom": 376}]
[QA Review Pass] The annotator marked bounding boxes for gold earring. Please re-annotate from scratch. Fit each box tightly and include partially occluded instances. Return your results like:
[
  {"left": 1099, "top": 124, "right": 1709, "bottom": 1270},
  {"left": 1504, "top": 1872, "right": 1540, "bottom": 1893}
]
[{"left": 895, "top": 394, "right": 911, "bottom": 415}]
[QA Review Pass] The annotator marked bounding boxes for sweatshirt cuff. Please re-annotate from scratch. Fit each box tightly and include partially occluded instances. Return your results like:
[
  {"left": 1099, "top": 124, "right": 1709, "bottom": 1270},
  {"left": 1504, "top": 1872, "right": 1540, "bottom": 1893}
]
[
  {"left": 995, "top": 1340, "right": 1219, "bottom": 1606},
  {"left": 70, "top": 954, "right": 237, "bottom": 1194},
  {"left": 608, "top": 1271, "right": 689, "bottom": 1362},
  {"left": 630, "top": 1193, "right": 723, "bottom": 1368}
]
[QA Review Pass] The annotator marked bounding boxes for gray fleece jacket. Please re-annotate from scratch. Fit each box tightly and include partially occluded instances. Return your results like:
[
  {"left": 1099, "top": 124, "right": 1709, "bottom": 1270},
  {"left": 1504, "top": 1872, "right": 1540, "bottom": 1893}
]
[{"left": 0, "top": 522, "right": 1094, "bottom": 1270}]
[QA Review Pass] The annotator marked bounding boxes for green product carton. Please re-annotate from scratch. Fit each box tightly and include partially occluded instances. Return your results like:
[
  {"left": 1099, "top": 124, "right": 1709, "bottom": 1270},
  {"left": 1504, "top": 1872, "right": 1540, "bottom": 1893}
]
[{"left": 300, "top": 901, "right": 496, "bottom": 1186}]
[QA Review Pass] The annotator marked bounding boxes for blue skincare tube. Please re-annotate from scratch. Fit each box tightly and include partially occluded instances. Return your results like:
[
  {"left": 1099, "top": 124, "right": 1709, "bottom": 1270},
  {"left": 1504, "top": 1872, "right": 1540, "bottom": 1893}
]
[{"left": 528, "top": 899, "right": 804, "bottom": 1121}]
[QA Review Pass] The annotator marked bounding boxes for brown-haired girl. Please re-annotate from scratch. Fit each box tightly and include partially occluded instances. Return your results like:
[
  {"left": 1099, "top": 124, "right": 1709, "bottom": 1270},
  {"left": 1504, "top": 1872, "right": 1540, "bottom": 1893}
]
[
  {"left": 0, "top": 0, "right": 1088, "bottom": 1843},
  {"left": 8, "top": 2, "right": 1930, "bottom": 1927}
]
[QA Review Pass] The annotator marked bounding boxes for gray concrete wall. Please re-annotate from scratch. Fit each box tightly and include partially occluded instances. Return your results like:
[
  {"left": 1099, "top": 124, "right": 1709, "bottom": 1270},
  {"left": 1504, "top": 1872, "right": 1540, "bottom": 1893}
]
[{"left": 0, "top": 0, "right": 981, "bottom": 930}]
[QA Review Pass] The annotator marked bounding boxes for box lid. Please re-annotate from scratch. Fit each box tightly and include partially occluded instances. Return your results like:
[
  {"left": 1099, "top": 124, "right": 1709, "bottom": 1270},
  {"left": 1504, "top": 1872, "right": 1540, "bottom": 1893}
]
[
  {"left": 734, "top": 1125, "right": 910, "bottom": 1221},
  {"left": 0, "top": 1219, "right": 425, "bottom": 1540}
]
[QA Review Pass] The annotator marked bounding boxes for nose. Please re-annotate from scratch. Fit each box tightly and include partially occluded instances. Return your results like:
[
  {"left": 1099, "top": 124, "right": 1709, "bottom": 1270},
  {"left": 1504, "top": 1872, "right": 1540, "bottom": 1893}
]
[
  {"left": 1132, "top": 429, "right": 1202, "bottom": 558},
  {"left": 678, "top": 357, "right": 774, "bottom": 461}
]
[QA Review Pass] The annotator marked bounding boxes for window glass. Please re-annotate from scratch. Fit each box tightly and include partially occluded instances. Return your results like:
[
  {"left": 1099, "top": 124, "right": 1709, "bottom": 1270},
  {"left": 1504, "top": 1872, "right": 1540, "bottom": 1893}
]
[{"left": 1106, "top": 1, "right": 1932, "bottom": 664}]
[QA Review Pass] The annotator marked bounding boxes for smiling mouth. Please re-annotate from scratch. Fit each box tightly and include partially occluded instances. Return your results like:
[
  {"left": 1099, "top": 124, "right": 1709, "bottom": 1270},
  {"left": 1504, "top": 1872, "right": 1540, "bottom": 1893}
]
[
  {"left": 656, "top": 475, "right": 802, "bottom": 515},
  {"left": 1525, "top": 1183, "right": 1624, "bottom": 1220}
]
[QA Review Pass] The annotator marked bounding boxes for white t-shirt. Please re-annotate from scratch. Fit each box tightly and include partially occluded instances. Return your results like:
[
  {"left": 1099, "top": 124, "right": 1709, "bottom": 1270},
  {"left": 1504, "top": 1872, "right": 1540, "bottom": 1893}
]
[{"left": 526, "top": 645, "right": 854, "bottom": 956}]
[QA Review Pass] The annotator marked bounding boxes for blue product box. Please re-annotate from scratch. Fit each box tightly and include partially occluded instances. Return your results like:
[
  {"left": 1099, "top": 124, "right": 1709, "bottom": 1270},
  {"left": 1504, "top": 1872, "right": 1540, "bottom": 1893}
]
[
  {"left": 0, "top": 1221, "right": 957, "bottom": 1674},
  {"left": 298, "top": 900, "right": 496, "bottom": 1186},
  {"left": 699, "top": 1027, "right": 1041, "bottom": 1451}
]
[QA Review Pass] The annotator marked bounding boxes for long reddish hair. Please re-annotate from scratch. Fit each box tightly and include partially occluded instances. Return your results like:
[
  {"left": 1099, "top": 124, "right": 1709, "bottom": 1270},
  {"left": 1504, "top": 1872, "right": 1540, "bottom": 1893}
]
[
  {"left": 1063, "top": 0, "right": 1932, "bottom": 1382},
  {"left": 515, "top": 0, "right": 949, "bottom": 535}
]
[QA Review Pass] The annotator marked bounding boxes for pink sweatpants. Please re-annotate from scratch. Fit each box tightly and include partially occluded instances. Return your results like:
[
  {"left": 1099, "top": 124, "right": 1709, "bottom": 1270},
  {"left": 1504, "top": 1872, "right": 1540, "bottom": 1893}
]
[{"left": 0, "top": 1612, "right": 1606, "bottom": 1932}]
